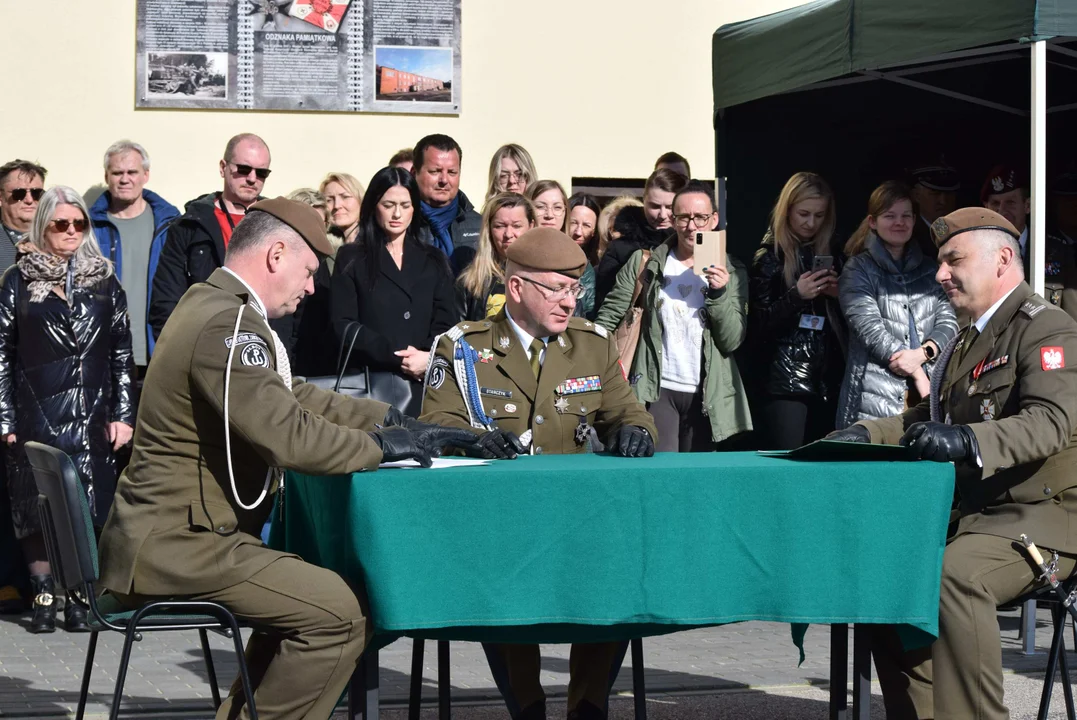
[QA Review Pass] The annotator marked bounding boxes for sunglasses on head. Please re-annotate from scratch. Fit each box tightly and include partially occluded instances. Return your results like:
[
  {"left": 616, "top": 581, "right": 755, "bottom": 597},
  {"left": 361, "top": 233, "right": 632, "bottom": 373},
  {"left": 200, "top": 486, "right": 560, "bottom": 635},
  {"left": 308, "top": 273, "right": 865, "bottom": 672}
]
[
  {"left": 49, "top": 218, "right": 87, "bottom": 233},
  {"left": 230, "top": 163, "right": 272, "bottom": 181},
  {"left": 8, "top": 188, "right": 44, "bottom": 203}
]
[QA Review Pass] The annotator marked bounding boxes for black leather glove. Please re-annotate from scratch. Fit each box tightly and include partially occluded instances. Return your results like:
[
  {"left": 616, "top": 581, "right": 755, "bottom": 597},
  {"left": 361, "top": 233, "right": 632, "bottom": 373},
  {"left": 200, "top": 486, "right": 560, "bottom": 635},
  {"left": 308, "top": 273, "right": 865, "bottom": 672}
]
[
  {"left": 383, "top": 406, "right": 440, "bottom": 433},
  {"left": 900, "top": 422, "right": 979, "bottom": 463},
  {"left": 825, "top": 425, "right": 871, "bottom": 443},
  {"left": 610, "top": 426, "right": 654, "bottom": 458},
  {"left": 468, "top": 428, "right": 526, "bottom": 460},
  {"left": 370, "top": 426, "right": 480, "bottom": 468}
]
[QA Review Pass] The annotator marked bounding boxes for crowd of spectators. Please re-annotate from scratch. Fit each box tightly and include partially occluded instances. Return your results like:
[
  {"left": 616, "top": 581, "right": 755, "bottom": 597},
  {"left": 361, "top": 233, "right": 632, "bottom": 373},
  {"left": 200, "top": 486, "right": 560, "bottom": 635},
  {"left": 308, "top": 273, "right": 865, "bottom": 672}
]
[{"left": 1, "top": 131, "right": 1075, "bottom": 632}]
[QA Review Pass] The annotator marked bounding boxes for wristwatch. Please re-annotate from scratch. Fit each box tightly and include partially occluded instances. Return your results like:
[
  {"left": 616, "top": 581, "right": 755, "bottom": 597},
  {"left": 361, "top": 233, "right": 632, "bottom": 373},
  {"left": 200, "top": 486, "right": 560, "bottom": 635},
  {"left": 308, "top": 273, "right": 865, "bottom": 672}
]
[{"left": 923, "top": 343, "right": 937, "bottom": 361}]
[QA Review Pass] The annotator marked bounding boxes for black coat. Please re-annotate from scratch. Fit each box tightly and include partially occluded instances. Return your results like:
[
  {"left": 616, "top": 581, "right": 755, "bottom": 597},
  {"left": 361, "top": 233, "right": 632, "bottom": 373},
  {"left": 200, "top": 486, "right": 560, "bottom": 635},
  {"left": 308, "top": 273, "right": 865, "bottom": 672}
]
[
  {"left": 0, "top": 267, "right": 136, "bottom": 536},
  {"left": 330, "top": 239, "right": 456, "bottom": 374},
  {"left": 594, "top": 211, "right": 673, "bottom": 309},
  {"left": 747, "top": 233, "right": 844, "bottom": 399}
]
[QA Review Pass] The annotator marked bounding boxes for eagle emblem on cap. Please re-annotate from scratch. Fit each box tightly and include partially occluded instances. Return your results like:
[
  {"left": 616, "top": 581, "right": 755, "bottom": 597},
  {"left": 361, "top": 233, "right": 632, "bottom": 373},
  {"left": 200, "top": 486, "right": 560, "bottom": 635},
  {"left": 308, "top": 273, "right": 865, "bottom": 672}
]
[
  {"left": 931, "top": 217, "right": 950, "bottom": 243},
  {"left": 991, "top": 176, "right": 1005, "bottom": 193}
]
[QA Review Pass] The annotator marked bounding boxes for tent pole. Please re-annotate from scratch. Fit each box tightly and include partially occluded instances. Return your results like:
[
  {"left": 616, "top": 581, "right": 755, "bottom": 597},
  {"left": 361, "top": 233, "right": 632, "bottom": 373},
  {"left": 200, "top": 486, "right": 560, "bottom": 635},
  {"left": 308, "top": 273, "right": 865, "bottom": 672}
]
[{"left": 1032, "top": 41, "right": 1047, "bottom": 296}]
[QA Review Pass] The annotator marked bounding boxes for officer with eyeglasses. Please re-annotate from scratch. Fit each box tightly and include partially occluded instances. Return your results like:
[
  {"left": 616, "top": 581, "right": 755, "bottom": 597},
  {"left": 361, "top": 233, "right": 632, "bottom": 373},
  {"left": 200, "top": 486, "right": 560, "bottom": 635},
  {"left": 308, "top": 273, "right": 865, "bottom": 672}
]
[{"left": 420, "top": 227, "right": 658, "bottom": 720}]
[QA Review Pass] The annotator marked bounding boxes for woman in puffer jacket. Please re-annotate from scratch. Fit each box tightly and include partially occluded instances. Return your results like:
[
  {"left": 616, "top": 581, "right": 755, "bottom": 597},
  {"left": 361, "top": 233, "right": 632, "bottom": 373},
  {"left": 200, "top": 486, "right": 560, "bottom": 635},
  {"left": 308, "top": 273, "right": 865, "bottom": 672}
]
[
  {"left": 0, "top": 186, "right": 135, "bottom": 634},
  {"left": 835, "top": 181, "right": 958, "bottom": 428}
]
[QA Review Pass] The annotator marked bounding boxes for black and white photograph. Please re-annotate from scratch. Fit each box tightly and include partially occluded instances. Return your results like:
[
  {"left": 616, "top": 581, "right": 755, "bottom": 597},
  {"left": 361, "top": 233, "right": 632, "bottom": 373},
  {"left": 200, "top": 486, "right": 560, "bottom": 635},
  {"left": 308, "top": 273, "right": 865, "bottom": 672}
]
[{"left": 145, "top": 51, "right": 227, "bottom": 98}]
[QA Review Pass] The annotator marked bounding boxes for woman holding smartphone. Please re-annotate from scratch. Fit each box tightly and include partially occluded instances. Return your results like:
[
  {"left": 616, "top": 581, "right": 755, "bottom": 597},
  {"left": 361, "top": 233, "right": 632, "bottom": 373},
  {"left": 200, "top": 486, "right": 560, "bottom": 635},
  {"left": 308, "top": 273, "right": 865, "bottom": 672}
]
[{"left": 748, "top": 172, "right": 844, "bottom": 449}]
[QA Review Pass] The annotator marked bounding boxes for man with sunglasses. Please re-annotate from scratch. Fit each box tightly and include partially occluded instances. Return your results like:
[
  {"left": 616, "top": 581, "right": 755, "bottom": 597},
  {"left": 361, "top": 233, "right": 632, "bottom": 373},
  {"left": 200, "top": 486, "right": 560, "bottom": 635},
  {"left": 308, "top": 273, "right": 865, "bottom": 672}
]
[
  {"left": 0, "top": 160, "right": 47, "bottom": 270},
  {"left": 421, "top": 227, "right": 657, "bottom": 720},
  {"left": 149, "top": 133, "right": 281, "bottom": 348}
]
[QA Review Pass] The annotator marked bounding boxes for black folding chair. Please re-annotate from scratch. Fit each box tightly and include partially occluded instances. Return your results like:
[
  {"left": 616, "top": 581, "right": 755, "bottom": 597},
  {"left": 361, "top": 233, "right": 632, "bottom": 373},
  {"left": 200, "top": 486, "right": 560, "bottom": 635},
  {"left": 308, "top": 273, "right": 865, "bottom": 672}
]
[{"left": 24, "top": 441, "right": 258, "bottom": 720}]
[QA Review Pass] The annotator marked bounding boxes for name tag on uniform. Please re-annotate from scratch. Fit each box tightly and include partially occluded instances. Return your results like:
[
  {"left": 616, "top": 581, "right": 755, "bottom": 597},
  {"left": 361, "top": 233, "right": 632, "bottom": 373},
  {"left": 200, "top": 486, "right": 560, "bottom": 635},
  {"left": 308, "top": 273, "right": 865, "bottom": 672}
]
[
  {"left": 556, "top": 376, "right": 602, "bottom": 395},
  {"left": 799, "top": 314, "right": 826, "bottom": 331},
  {"left": 481, "top": 387, "right": 512, "bottom": 399}
]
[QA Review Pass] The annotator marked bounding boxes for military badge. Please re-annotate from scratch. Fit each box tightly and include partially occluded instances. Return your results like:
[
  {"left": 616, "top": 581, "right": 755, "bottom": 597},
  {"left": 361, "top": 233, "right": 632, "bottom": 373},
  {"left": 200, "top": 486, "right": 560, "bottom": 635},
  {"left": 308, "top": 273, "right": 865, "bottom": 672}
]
[
  {"left": 930, "top": 217, "right": 950, "bottom": 244},
  {"left": 428, "top": 355, "right": 449, "bottom": 389},
  {"left": 557, "top": 335, "right": 566, "bottom": 348},
  {"left": 479, "top": 349, "right": 494, "bottom": 363},
  {"left": 504, "top": 403, "right": 517, "bottom": 413},
  {"left": 224, "top": 332, "right": 265, "bottom": 349},
  {"left": 574, "top": 419, "right": 592, "bottom": 446},
  {"left": 556, "top": 375, "right": 602, "bottom": 395},
  {"left": 240, "top": 342, "right": 271, "bottom": 368},
  {"left": 1042, "top": 346, "right": 1065, "bottom": 371},
  {"left": 554, "top": 397, "right": 570, "bottom": 414},
  {"left": 979, "top": 398, "right": 996, "bottom": 421},
  {"left": 498, "top": 336, "right": 511, "bottom": 349}
]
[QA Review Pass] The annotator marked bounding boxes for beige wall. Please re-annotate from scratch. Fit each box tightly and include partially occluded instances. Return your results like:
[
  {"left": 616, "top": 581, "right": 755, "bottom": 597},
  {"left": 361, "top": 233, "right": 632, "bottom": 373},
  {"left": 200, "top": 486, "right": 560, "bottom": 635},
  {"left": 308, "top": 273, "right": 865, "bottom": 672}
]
[{"left": 1, "top": 1, "right": 804, "bottom": 208}]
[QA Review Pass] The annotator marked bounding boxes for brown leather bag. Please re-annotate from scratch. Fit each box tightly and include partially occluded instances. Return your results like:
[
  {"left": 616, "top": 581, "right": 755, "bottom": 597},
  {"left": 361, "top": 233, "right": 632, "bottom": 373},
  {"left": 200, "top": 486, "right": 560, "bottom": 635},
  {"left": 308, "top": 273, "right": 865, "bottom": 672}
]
[{"left": 612, "top": 250, "right": 652, "bottom": 370}]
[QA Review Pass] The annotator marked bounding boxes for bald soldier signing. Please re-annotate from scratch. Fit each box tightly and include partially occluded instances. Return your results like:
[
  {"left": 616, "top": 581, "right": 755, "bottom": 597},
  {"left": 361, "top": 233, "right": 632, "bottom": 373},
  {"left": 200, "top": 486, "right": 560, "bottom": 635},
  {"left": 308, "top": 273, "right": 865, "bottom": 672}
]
[
  {"left": 828, "top": 208, "right": 1077, "bottom": 719},
  {"left": 420, "top": 227, "right": 658, "bottom": 720},
  {"left": 97, "top": 198, "right": 476, "bottom": 720}
]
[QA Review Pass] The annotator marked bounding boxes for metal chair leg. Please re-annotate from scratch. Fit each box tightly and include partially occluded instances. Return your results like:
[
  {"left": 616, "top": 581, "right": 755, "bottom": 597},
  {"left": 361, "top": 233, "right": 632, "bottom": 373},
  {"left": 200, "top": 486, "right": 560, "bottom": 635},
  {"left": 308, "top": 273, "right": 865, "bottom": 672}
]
[
  {"left": 1022, "top": 598, "right": 1040, "bottom": 655},
  {"left": 199, "top": 628, "right": 223, "bottom": 708},
  {"left": 438, "top": 640, "right": 450, "bottom": 720},
  {"left": 109, "top": 627, "right": 139, "bottom": 720},
  {"left": 1058, "top": 623, "right": 1075, "bottom": 720},
  {"left": 1039, "top": 604, "right": 1068, "bottom": 720},
  {"left": 631, "top": 637, "right": 647, "bottom": 720},
  {"left": 75, "top": 631, "right": 98, "bottom": 720},
  {"left": 225, "top": 617, "right": 258, "bottom": 720},
  {"left": 409, "top": 639, "right": 425, "bottom": 720},
  {"left": 830, "top": 624, "right": 849, "bottom": 720}
]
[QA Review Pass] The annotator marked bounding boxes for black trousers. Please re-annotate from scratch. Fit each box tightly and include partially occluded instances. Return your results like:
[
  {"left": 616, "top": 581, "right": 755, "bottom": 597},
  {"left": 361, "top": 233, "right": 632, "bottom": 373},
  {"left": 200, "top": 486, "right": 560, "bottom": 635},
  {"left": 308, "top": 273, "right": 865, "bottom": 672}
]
[{"left": 759, "top": 395, "right": 833, "bottom": 450}]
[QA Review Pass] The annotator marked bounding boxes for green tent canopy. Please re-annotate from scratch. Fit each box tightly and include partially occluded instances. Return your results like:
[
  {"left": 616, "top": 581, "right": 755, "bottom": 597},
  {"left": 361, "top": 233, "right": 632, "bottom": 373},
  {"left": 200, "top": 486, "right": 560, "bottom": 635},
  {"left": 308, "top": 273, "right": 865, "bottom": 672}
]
[{"left": 711, "top": 0, "right": 1077, "bottom": 275}]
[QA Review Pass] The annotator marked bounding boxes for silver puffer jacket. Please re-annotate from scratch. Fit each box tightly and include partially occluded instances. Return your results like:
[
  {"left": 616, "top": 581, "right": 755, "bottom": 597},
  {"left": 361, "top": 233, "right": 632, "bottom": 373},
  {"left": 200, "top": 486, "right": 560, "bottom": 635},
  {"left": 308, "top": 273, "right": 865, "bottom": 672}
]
[{"left": 835, "top": 234, "right": 958, "bottom": 428}]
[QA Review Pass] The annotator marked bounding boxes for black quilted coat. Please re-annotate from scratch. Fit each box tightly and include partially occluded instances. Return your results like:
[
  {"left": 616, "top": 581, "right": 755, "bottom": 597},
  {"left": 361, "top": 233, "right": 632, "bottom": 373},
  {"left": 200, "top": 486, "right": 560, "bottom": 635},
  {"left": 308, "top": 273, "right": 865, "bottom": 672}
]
[{"left": 0, "top": 266, "right": 135, "bottom": 537}]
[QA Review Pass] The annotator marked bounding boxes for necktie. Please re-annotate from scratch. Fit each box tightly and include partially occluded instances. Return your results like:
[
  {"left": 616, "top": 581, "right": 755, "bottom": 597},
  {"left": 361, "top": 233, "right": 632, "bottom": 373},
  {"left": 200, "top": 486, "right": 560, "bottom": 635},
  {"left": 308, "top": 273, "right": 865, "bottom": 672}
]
[
  {"left": 959, "top": 326, "right": 980, "bottom": 363},
  {"left": 529, "top": 339, "right": 544, "bottom": 378}
]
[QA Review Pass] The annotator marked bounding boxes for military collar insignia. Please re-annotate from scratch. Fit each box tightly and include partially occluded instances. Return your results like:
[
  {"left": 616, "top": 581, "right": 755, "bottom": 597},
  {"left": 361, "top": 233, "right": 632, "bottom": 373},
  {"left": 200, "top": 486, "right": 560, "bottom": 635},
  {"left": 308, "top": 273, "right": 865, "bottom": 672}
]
[
  {"left": 498, "top": 336, "right": 511, "bottom": 350},
  {"left": 557, "top": 335, "right": 566, "bottom": 348},
  {"left": 554, "top": 397, "right": 570, "bottom": 414}
]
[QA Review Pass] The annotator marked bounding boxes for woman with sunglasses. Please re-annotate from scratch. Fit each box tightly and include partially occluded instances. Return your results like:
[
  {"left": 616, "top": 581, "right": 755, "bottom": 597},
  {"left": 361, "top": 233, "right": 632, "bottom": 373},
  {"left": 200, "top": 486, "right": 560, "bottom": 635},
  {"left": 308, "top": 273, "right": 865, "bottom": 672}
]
[{"left": 0, "top": 186, "right": 135, "bottom": 633}]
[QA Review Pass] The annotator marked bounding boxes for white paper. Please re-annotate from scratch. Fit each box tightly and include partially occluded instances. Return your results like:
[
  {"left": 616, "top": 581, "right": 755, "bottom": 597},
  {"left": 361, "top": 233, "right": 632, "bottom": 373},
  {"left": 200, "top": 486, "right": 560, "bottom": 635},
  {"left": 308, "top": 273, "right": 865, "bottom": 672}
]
[{"left": 378, "top": 457, "right": 491, "bottom": 470}]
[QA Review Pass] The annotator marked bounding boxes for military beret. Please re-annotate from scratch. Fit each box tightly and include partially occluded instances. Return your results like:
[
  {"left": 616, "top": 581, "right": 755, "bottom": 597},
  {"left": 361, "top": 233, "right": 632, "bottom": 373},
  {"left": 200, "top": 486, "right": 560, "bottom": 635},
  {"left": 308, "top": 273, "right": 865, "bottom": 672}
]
[
  {"left": 980, "top": 164, "right": 1027, "bottom": 203},
  {"left": 908, "top": 159, "right": 960, "bottom": 192},
  {"left": 930, "top": 207, "right": 1020, "bottom": 247},
  {"left": 248, "top": 197, "right": 334, "bottom": 256},
  {"left": 505, "top": 227, "right": 588, "bottom": 279}
]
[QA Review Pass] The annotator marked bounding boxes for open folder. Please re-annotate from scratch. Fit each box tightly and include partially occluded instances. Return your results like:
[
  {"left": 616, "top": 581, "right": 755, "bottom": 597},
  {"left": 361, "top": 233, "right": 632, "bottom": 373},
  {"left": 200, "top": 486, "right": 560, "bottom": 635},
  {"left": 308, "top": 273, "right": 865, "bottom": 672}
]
[{"left": 758, "top": 439, "right": 913, "bottom": 461}]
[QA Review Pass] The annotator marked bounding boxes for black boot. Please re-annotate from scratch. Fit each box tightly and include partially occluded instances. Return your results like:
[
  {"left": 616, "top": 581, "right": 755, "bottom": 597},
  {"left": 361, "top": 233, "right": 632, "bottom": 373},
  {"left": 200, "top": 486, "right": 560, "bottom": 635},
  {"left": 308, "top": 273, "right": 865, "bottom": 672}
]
[
  {"left": 29, "top": 574, "right": 56, "bottom": 634},
  {"left": 515, "top": 701, "right": 546, "bottom": 720},
  {"left": 567, "top": 700, "right": 606, "bottom": 720},
  {"left": 64, "top": 594, "right": 89, "bottom": 632}
]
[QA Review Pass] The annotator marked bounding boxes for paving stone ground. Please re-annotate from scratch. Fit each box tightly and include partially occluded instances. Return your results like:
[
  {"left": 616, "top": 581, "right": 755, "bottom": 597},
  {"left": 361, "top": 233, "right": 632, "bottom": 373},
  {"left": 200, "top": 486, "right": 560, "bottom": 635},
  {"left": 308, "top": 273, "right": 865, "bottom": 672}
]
[{"left": 0, "top": 606, "right": 1070, "bottom": 718}]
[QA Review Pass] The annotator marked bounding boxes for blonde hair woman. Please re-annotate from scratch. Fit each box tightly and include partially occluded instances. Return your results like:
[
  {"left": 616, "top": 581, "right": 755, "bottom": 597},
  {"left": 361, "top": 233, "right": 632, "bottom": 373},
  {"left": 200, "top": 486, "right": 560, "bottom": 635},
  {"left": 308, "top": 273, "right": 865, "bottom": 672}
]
[
  {"left": 456, "top": 192, "right": 535, "bottom": 321},
  {"left": 748, "top": 171, "right": 844, "bottom": 449},
  {"left": 319, "top": 172, "right": 366, "bottom": 250},
  {"left": 486, "top": 143, "right": 537, "bottom": 199}
]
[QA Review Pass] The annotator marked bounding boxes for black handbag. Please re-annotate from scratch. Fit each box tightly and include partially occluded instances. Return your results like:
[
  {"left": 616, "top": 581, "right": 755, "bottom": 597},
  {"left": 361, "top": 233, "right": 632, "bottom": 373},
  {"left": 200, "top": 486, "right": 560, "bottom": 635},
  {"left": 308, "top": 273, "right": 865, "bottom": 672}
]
[{"left": 297, "top": 322, "right": 421, "bottom": 416}]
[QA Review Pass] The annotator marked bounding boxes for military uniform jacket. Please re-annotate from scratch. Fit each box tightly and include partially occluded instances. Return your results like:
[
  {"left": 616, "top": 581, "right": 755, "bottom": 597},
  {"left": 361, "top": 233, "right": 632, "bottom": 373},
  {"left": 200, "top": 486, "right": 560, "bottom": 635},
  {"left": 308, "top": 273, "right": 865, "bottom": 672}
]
[
  {"left": 98, "top": 269, "right": 388, "bottom": 596},
  {"left": 859, "top": 283, "right": 1077, "bottom": 552},
  {"left": 419, "top": 310, "right": 657, "bottom": 455}
]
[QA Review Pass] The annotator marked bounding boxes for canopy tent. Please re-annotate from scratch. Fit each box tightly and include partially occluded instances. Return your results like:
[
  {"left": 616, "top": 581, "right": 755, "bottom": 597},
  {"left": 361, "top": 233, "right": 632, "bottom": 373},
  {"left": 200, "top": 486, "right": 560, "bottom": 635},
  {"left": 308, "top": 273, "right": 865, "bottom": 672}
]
[{"left": 712, "top": 0, "right": 1077, "bottom": 292}]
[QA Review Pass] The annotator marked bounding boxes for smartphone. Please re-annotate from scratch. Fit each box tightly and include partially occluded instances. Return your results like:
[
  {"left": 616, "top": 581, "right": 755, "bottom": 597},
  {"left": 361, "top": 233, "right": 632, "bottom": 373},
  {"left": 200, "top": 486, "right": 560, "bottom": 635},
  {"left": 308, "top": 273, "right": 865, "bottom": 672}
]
[
  {"left": 693, "top": 231, "right": 726, "bottom": 276},
  {"left": 812, "top": 255, "right": 834, "bottom": 272}
]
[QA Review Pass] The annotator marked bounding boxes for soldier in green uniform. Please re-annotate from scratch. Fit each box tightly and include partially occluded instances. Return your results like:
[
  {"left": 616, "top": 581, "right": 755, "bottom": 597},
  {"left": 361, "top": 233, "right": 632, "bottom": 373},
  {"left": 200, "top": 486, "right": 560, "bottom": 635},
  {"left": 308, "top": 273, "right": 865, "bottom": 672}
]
[
  {"left": 420, "top": 227, "right": 658, "bottom": 720},
  {"left": 97, "top": 198, "right": 475, "bottom": 720},
  {"left": 828, "top": 208, "right": 1077, "bottom": 719}
]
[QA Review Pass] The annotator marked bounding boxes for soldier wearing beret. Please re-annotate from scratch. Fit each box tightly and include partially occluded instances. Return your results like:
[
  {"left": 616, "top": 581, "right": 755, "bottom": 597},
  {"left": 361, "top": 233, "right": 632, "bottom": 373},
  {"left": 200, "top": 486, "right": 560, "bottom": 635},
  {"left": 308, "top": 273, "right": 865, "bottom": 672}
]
[
  {"left": 829, "top": 208, "right": 1077, "bottom": 719},
  {"left": 420, "top": 227, "right": 658, "bottom": 720},
  {"left": 982, "top": 164, "right": 1077, "bottom": 320},
  {"left": 97, "top": 198, "right": 475, "bottom": 720}
]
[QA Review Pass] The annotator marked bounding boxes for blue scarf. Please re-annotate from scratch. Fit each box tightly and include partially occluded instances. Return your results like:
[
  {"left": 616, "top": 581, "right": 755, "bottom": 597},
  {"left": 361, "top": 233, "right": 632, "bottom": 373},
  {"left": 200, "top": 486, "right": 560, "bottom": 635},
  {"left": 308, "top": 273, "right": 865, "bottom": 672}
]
[{"left": 421, "top": 196, "right": 458, "bottom": 259}]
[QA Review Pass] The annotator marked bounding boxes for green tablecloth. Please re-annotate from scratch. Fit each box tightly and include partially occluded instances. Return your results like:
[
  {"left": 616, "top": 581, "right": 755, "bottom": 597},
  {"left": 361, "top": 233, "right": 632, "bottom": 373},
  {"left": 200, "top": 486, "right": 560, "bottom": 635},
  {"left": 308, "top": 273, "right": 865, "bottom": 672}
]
[{"left": 275, "top": 452, "right": 953, "bottom": 647}]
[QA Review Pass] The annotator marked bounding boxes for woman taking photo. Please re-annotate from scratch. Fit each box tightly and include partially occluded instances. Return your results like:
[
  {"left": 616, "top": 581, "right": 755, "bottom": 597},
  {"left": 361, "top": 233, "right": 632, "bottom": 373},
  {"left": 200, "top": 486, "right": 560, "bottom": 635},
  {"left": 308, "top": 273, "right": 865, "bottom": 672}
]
[
  {"left": 456, "top": 193, "right": 535, "bottom": 321},
  {"left": 748, "top": 172, "right": 843, "bottom": 449},
  {"left": 835, "top": 181, "right": 958, "bottom": 428},
  {"left": 330, "top": 167, "right": 455, "bottom": 411},
  {"left": 0, "top": 186, "right": 135, "bottom": 633},
  {"left": 486, "top": 143, "right": 537, "bottom": 199},
  {"left": 319, "top": 171, "right": 366, "bottom": 250},
  {"left": 596, "top": 180, "right": 752, "bottom": 451}
]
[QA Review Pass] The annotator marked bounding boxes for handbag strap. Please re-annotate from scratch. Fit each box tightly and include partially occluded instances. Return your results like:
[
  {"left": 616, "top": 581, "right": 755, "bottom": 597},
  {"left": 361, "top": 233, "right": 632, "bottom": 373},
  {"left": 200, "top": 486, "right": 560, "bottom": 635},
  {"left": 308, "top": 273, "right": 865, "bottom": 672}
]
[
  {"left": 335, "top": 321, "right": 371, "bottom": 393},
  {"left": 629, "top": 249, "right": 653, "bottom": 309}
]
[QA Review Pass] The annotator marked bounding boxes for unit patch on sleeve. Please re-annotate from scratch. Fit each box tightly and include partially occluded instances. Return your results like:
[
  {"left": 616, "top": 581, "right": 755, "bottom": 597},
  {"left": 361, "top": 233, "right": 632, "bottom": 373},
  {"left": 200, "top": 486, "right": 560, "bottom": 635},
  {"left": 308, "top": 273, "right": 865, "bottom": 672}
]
[
  {"left": 224, "top": 332, "right": 267, "bottom": 349},
  {"left": 428, "top": 355, "right": 450, "bottom": 389},
  {"left": 240, "top": 342, "right": 272, "bottom": 368},
  {"left": 1041, "top": 346, "right": 1065, "bottom": 371}
]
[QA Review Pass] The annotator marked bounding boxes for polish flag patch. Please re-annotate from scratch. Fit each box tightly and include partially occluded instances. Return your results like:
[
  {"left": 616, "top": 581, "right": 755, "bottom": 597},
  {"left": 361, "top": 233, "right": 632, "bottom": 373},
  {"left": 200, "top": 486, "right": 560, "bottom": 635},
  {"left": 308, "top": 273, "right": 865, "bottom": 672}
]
[{"left": 1042, "top": 346, "right": 1065, "bottom": 371}]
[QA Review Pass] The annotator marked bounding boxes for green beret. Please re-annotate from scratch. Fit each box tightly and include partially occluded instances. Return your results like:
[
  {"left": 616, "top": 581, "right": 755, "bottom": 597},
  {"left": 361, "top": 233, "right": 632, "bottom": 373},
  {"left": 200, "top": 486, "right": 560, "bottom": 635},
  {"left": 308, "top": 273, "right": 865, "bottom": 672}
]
[{"left": 505, "top": 227, "right": 587, "bottom": 279}]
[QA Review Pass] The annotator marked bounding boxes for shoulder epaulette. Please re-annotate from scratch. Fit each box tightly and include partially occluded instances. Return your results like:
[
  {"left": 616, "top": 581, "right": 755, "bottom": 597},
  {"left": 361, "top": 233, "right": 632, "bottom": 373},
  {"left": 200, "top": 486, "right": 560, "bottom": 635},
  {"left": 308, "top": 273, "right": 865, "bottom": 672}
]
[
  {"left": 1020, "top": 299, "right": 1048, "bottom": 318},
  {"left": 566, "top": 317, "right": 609, "bottom": 338}
]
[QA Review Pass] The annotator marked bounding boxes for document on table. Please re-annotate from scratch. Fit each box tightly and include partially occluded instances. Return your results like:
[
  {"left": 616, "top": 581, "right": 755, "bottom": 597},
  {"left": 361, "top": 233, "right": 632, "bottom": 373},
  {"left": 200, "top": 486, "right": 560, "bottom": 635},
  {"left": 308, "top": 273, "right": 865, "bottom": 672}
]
[
  {"left": 758, "top": 439, "right": 913, "bottom": 461},
  {"left": 378, "top": 457, "right": 492, "bottom": 470}
]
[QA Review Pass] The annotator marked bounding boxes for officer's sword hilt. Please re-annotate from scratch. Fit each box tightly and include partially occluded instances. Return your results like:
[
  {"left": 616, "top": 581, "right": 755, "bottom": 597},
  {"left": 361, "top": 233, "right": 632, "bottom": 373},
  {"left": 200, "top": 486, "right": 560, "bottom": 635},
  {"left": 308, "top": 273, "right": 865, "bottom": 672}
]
[{"left": 1019, "top": 534, "right": 1077, "bottom": 610}]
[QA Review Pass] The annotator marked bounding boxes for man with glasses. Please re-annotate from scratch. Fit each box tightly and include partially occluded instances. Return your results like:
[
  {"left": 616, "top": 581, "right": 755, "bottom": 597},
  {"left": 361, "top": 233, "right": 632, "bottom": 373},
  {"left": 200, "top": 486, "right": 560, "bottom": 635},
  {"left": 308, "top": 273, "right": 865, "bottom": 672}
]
[
  {"left": 0, "top": 160, "right": 47, "bottom": 270},
  {"left": 421, "top": 227, "right": 657, "bottom": 720},
  {"left": 149, "top": 133, "right": 279, "bottom": 344}
]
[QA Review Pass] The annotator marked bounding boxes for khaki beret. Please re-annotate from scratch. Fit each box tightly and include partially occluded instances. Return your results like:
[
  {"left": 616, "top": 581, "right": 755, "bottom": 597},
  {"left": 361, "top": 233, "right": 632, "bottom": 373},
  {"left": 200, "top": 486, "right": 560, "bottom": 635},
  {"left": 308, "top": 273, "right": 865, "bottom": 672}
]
[
  {"left": 505, "top": 227, "right": 588, "bottom": 279},
  {"left": 249, "top": 197, "right": 334, "bottom": 256},
  {"left": 931, "top": 207, "right": 1020, "bottom": 248}
]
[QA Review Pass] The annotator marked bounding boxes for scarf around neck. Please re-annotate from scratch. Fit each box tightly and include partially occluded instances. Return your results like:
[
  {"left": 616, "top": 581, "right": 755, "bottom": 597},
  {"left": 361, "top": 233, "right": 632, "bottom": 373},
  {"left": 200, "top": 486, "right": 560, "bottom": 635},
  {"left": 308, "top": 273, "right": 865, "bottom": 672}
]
[
  {"left": 421, "top": 195, "right": 459, "bottom": 258},
  {"left": 16, "top": 240, "right": 110, "bottom": 305}
]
